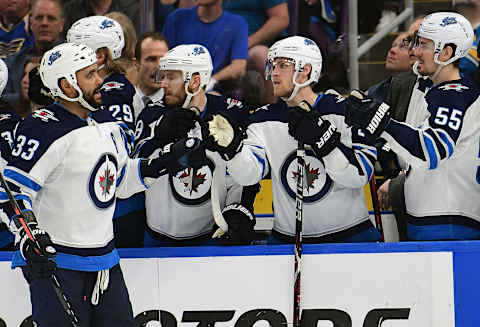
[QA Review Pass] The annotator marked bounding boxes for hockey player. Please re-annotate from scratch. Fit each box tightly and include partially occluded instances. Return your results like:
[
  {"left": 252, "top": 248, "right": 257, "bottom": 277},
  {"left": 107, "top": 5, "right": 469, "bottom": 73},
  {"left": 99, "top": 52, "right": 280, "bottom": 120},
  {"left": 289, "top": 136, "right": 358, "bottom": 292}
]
[
  {"left": 135, "top": 44, "right": 258, "bottom": 246},
  {"left": 0, "top": 42, "right": 205, "bottom": 326},
  {"left": 203, "top": 36, "right": 381, "bottom": 243},
  {"left": 67, "top": 15, "right": 145, "bottom": 247},
  {"left": 67, "top": 15, "right": 137, "bottom": 131},
  {"left": 344, "top": 12, "right": 480, "bottom": 241},
  {"left": 0, "top": 59, "right": 20, "bottom": 250}
]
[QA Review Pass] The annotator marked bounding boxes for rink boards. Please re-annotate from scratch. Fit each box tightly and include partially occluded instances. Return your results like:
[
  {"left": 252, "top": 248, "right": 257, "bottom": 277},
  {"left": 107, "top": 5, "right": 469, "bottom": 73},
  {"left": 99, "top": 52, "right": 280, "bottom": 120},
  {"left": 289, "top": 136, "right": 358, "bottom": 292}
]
[{"left": 1, "top": 241, "right": 480, "bottom": 326}]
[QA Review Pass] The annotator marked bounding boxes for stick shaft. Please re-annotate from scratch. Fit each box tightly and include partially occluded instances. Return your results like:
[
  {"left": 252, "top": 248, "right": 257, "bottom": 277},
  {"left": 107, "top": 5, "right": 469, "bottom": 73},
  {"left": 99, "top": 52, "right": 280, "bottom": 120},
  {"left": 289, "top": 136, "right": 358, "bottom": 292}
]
[{"left": 369, "top": 175, "right": 384, "bottom": 241}]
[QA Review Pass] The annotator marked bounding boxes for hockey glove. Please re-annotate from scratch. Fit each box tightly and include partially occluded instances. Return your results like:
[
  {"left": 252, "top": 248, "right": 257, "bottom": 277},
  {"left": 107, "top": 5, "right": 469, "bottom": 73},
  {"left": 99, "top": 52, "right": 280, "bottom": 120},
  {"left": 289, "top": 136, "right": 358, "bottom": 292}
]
[
  {"left": 216, "top": 204, "right": 256, "bottom": 246},
  {"left": 141, "top": 137, "right": 207, "bottom": 179},
  {"left": 18, "top": 219, "right": 57, "bottom": 279},
  {"left": 202, "top": 112, "right": 246, "bottom": 161},
  {"left": 154, "top": 108, "right": 199, "bottom": 147},
  {"left": 288, "top": 107, "right": 340, "bottom": 157},
  {"left": 344, "top": 89, "right": 391, "bottom": 140},
  {"left": 376, "top": 138, "right": 401, "bottom": 180}
]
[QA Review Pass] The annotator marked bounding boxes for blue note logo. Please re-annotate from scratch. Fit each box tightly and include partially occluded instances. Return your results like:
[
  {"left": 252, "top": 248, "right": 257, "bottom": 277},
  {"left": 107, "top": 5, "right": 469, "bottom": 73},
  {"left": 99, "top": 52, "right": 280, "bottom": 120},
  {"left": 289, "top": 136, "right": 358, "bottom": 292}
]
[
  {"left": 48, "top": 51, "right": 61, "bottom": 65},
  {"left": 192, "top": 46, "right": 206, "bottom": 56},
  {"left": 440, "top": 17, "right": 457, "bottom": 27},
  {"left": 100, "top": 19, "right": 114, "bottom": 29}
]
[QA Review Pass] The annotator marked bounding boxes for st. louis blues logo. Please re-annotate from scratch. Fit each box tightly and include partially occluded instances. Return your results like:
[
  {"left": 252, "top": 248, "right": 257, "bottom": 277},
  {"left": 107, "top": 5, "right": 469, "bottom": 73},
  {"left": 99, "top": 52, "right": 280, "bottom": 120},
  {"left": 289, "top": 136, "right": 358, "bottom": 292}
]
[
  {"left": 48, "top": 51, "right": 61, "bottom": 65},
  {"left": 281, "top": 150, "right": 333, "bottom": 202},
  {"left": 100, "top": 19, "right": 114, "bottom": 29},
  {"left": 169, "top": 157, "right": 215, "bottom": 205},
  {"left": 101, "top": 81, "right": 125, "bottom": 92},
  {"left": 33, "top": 109, "right": 59, "bottom": 122},
  {"left": 89, "top": 154, "right": 118, "bottom": 208},
  {"left": 440, "top": 17, "right": 457, "bottom": 27},
  {"left": 192, "top": 46, "right": 206, "bottom": 56},
  {"left": 438, "top": 83, "right": 469, "bottom": 92}
]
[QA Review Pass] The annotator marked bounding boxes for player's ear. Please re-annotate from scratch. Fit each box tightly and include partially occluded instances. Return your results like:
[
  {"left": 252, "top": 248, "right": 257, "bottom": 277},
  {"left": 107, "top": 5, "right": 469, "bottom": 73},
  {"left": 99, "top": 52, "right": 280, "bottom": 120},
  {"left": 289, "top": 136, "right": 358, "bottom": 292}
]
[
  {"left": 59, "top": 78, "right": 76, "bottom": 97},
  {"left": 297, "top": 64, "right": 311, "bottom": 84},
  {"left": 440, "top": 45, "right": 454, "bottom": 62},
  {"left": 189, "top": 73, "right": 201, "bottom": 93}
]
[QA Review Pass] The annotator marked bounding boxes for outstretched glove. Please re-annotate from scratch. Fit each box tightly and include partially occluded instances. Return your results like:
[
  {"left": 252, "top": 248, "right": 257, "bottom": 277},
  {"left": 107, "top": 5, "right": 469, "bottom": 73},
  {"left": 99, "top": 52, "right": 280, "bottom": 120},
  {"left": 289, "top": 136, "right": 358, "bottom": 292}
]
[
  {"left": 288, "top": 106, "right": 340, "bottom": 157},
  {"left": 344, "top": 89, "right": 391, "bottom": 140},
  {"left": 201, "top": 112, "right": 245, "bottom": 161},
  {"left": 154, "top": 108, "right": 199, "bottom": 147},
  {"left": 141, "top": 137, "right": 207, "bottom": 179},
  {"left": 215, "top": 204, "right": 256, "bottom": 246},
  {"left": 17, "top": 217, "right": 57, "bottom": 279}
]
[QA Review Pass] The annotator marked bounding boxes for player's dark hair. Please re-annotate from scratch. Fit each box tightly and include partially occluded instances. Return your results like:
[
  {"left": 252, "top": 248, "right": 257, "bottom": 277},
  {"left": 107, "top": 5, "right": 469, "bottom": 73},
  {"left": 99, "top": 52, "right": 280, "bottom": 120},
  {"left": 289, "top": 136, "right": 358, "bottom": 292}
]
[{"left": 135, "top": 32, "right": 169, "bottom": 61}]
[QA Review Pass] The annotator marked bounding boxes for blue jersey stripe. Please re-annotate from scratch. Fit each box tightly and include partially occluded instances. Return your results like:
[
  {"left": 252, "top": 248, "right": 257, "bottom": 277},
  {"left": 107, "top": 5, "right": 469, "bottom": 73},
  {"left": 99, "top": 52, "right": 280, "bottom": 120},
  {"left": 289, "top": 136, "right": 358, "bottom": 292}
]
[
  {"left": 422, "top": 133, "right": 438, "bottom": 169},
  {"left": 4, "top": 169, "right": 41, "bottom": 192}
]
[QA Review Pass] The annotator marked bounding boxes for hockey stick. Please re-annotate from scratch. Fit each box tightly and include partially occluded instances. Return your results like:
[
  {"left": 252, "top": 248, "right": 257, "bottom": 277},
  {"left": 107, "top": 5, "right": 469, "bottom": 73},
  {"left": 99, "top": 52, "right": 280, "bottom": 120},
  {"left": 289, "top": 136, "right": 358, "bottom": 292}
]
[
  {"left": 293, "top": 101, "right": 312, "bottom": 327},
  {"left": 369, "top": 175, "right": 384, "bottom": 241},
  {"left": 0, "top": 172, "right": 80, "bottom": 327}
]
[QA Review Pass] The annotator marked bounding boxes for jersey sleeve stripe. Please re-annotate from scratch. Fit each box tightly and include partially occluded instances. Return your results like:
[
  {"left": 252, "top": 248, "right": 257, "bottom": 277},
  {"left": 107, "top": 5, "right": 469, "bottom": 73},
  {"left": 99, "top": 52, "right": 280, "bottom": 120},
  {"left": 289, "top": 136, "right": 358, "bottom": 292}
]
[
  {"left": 116, "top": 165, "right": 126, "bottom": 187},
  {"left": 421, "top": 133, "right": 438, "bottom": 170},
  {"left": 423, "top": 129, "right": 447, "bottom": 160},
  {"left": 252, "top": 150, "right": 266, "bottom": 178},
  {"left": 356, "top": 151, "right": 373, "bottom": 180},
  {"left": 435, "top": 129, "right": 454, "bottom": 158},
  {"left": 4, "top": 168, "right": 41, "bottom": 192}
]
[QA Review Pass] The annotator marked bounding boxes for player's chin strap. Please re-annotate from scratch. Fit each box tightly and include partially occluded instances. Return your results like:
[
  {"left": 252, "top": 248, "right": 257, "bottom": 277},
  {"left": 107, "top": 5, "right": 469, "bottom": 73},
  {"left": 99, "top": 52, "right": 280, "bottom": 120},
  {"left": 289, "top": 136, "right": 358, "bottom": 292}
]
[
  {"left": 182, "top": 82, "right": 202, "bottom": 109},
  {"left": 281, "top": 71, "right": 311, "bottom": 102},
  {"left": 91, "top": 269, "right": 109, "bottom": 306},
  {"left": 58, "top": 85, "right": 99, "bottom": 112},
  {"left": 412, "top": 60, "right": 448, "bottom": 85}
]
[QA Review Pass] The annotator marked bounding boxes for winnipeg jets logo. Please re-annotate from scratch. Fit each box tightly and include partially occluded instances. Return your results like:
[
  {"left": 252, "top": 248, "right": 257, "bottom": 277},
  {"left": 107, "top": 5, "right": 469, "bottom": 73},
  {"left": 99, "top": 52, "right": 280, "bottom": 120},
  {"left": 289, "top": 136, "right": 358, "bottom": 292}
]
[
  {"left": 33, "top": 109, "right": 59, "bottom": 122},
  {"left": 0, "top": 113, "right": 11, "bottom": 121},
  {"left": 101, "top": 81, "right": 124, "bottom": 92},
  {"left": 440, "top": 17, "right": 457, "bottom": 27},
  {"left": 178, "top": 168, "right": 207, "bottom": 195},
  {"left": 281, "top": 150, "right": 333, "bottom": 202},
  {"left": 100, "top": 19, "right": 114, "bottom": 29},
  {"left": 291, "top": 163, "right": 320, "bottom": 193},
  {"left": 226, "top": 98, "right": 243, "bottom": 109},
  {"left": 439, "top": 83, "right": 469, "bottom": 92},
  {"left": 169, "top": 158, "right": 215, "bottom": 205},
  {"left": 99, "top": 163, "right": 115, "bottom": 197},
  {"left": 48, "top": 51, "right": 61, "bottom": 65},
  {"left": 304, "top": 38, "right": 315, "bottom": 46},
  {"left": 89, "top": 154, "right": 118, "bottom": 208},
  {"left": 192, "top": 46, "right": 206, "bottom": 56}
]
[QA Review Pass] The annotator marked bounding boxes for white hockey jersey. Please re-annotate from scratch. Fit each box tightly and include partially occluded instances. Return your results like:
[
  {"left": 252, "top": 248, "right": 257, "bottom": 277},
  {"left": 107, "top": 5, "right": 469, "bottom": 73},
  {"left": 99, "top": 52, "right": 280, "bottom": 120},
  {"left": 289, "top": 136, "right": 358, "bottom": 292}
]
[
  {"left": 134, "top": 94, "right": 255, "bottom": 239},
  {"left": 228, "top": 93, "right": 378, "bottom": 239},
  {"left": 0, "top": 103, "right": 147, "bottom": 270},
  {"left": 382, "top": 77, "right": 480, "bottom": 239}
]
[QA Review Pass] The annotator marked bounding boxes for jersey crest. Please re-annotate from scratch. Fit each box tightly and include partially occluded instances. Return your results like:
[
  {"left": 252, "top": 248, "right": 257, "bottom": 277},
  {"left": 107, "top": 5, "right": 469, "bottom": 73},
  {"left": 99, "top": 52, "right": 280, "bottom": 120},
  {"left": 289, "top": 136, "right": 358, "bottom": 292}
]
[
  {"left": 438, "top": 83, "right": 469, "bottom": 92},
  {"left": 280, "top": 150, "right": 333, "bottom": 202},
  {"left": 88, "top": 153, "right": 118, "bottom": 208},
  {"left": 226, "top": 98, "right": 243, "bottom": 109},
  {"left": 32, "top": 109, "right": 59, "bottom": 122},
  {"left": 169, "top": 157, "right": 215, "bottom": 205},
  {"left": 0, "top": 113, "right": 12, "bottom": 122},
  {"left": 101, "top": 81, "right": 125, "bottom": 92}
]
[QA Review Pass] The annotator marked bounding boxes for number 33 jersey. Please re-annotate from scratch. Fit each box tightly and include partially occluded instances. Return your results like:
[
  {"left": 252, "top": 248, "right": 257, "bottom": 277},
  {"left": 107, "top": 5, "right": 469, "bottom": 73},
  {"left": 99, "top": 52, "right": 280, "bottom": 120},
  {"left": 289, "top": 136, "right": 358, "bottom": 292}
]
[{"left": 1, "top": 103, "right": 147, "bottom": 253}]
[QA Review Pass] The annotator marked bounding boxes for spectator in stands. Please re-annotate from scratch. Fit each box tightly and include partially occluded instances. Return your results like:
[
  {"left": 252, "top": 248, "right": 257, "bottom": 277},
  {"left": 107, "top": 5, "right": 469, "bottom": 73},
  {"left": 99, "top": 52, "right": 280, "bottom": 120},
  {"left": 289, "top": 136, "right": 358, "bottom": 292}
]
[
  {"left": 155, "top": 0, "right": 198, "bottom": 31},
  {"left": 133, "top": 32, "right": 169, "bottom": 119},
  {"left": 453, "top": 0, "right": 480, "bottom": 78},
  {"left": 0, "top": 0, "right": 34, "bottom": 58},
  {"left": 163, "top": 0, "right": 248, "bottom": 91},
  {"left": 3, "top": 0, "right": 64, "bottom": 107},
  {"left": 223, "top": 0, "right": 288, "bottom": 104},
  {"left": 367, "top": 32, "right": 413, "bottom": 101},
  {"left": 17, "top": 56, "right": 40, "bottom": 117},
  {"left": 106, "top": 12, "right": 138, "bottom": 85},
  {"left": 63, "top": 0, "right": 140, "bottom": 35}
]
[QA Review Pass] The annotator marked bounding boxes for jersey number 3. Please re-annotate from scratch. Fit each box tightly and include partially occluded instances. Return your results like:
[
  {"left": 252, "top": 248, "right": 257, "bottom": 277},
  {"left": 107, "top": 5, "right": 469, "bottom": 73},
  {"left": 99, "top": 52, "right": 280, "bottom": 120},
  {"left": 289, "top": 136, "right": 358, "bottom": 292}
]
[{"left": 11, "top": 135, "right": 40, "bottom": 160}]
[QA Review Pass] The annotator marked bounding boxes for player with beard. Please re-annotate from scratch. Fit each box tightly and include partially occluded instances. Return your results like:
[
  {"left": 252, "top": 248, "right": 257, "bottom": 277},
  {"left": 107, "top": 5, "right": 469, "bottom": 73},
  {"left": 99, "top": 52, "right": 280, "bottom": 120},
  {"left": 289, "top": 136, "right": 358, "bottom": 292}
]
[
  {"left": 0, "top": 42, "right": 205, "bottom": 326},
  {"left": 135, "top": 44, "right": 258, "bottom": 246},
  {"left": 202, "top": 36, "right": 381, "bottom": 244}
]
